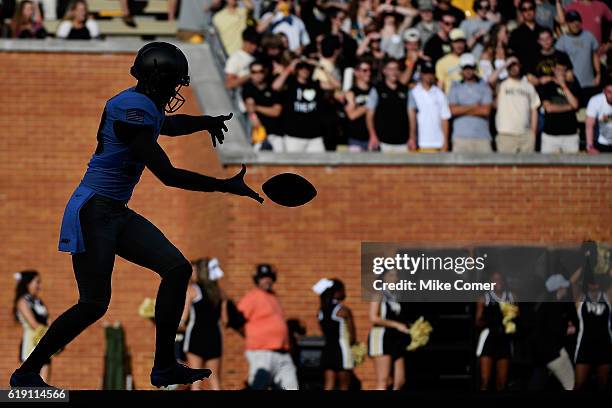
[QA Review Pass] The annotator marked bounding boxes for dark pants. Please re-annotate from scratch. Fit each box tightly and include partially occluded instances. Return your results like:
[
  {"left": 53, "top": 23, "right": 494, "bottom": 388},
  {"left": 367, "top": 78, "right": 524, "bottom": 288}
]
[{"left": 19, "top": 194, "right": 191, "bottom": 375}]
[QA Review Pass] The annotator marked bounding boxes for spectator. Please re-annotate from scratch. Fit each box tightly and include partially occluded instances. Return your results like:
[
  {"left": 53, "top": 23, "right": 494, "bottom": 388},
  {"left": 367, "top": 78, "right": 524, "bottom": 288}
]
[
  {"left": 538, "top": 58, "right": 581, "bottom": 153},
  {"left": 530, "top": 27, "right": 573, "bottom": 87},
  {"left": 486, "top": 0, "right": 503, "bottom": 23},
  {"left": 434, "top": 0, "right": 465, "bottom": 26},
  {"left": 555, "top": 11, "right": 600, "bottom": 104},
  {"left": 170, "top": 0, "right": 222, "bottom": 43},
  {"left": 563, "top": 0, "right": 612, "bottom": 44},
  {"left": 424, "top": 11, "right": 455, "bottom": 66},
  {"left": 258, "top": 0, "right": 311, "bottom": 54},
  {"left": 412, "top": 0, "right": 439, "bottom": 46},
  {"left": 366, "top": 58, "right": 410, "bottom": 152},
  {"left": 313, "top": 35, "right": 342, "bottom": 91},
  {"left": 400, "top": 28, "right": 427, "bottom": 85},
  {"left": 13, "top": 270, "right": 51, "bottom": 385},
  {"left": 508, "top": 0, "right": 543, "bottom": 76},
  {"left": 329, "top": 7, "right": 358, "bottom": 72},
  {"left": 212, "top": 0, "right": 250, "bottom": 55},
  {"left": 242, "top": 60, "right": 284, "bottom": 151},
  {"left": 55, "top": 0, "right": 99, "bottom": 40},
  {"left": 11, "top": 0, "right": 46, "bottom": 38},
  {"left": 535, "top": 0, "right": 557, "bottom": 30},
  {"left": 585, "top": 74, "right": 612, "bottom": 153},
  {"left": 261, "top": 33, "right": 292, "bottom": 77},
  {"left": 356, "top": 29, "right": 386, "bottom": 81},
  {"left": 181, "top": 258, "right": 228, "bottom": 390},
  {"left": 459, "top": 0, "right": 493, "bottom": 60},
  {"left": 272, "top": 59, "right": 326, "bottom": 152},
  {"left": 379, "top": 10, "right": 407, "bottom": 60},
  {"left": 409, "top": 60, "right": 451, "bottom": 151},
  {"left": 347, "top": 0, "right": 374, "bottom": 41},
  {"left": 313, "top": 278, "right": 356, "bottom": 390},
  {"left": 237, "top": 264, "right": 298, "bottom": 390},
  {"left": 449, "top": 53, "right": 493, "bottom": 153},
  {"left": 479, "top": 23, "right": 509, "bottom": 86},
  {"left": 495, "top": 57, "right": 541, "bottom": 153},
  {"left": 435, "top": 28, "right": 467, "bottom": 93},
  {"left": 225, "top": 27, "right": 260, "bottom": 90},
  {"left": 344, "top": 59, "right": 373, "bottom": 151}
]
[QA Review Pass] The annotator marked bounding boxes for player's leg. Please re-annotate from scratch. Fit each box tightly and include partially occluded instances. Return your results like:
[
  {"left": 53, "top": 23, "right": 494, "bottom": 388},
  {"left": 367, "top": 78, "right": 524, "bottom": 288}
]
[
  {"left": 373, "top": 355, "right": 391, "bottom": 390},
  {"left": 574, "top": 363, "right": 591, "bottom": 390},
  {"left": 479, "top": 356, "right": 494, "bottom": 390},
  {"left": 186, "top": 353, "right": 205, "bottom": 390},
  {"left": 336, "top": 370, "right": 352, "bottom": 390},
  {"left": 495, "top": 358, "right": 509, "bottom": 390},
  {"left": 203, "top": 357, "right": 221, "bottom": 390},
  {"left": 12, "top": 197, "right": 116, "bottom": 386},
  {"left": 595, "top": 364, "right": 610, "bottom": 390},
  {"left": 392, "top": 356, "right": 406, "bottom": 390},
  {"left": 116, "top": 210, "right": 210, "bottom": 386},
  {"left": 323, "top": 369, "right": 336, "bottom": 390}
]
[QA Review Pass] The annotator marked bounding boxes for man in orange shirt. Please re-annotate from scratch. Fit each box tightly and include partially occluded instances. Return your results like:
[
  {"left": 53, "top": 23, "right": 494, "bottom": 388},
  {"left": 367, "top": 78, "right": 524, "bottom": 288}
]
[{"left": 237, "top": 264, "right": 299, "bottom": 390}]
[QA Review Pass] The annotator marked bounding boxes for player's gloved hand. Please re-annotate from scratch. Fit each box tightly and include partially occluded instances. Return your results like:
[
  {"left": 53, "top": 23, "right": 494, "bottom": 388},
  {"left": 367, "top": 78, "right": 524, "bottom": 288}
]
[
  {"left": 206, "top": 113, "right": 233, "bottom": 147},
  {"left": 223, "top": 164, "right": 264, "bottom": 204}
]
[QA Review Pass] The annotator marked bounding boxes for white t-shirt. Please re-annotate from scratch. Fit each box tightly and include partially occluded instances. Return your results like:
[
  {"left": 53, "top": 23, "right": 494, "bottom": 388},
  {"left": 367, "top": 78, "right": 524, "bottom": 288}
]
[
  {"left": 224, "top": 49, "right": 254, "bottom": 78},
  {"left": 262, "top": 12, "right": 310, "bottom": 52},
  {"left": 408, "top": 83, "right": 451, "bottom": 148},
  {"left": 586, "top": 93, "right": 612, "bottom": 146},
  {"left": 495, "top": 77, "right": 541, "bottom": 135}
]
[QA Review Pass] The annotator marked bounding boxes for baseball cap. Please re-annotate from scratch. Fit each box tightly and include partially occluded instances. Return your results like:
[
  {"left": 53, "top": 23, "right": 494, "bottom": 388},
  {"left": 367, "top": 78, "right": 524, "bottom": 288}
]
[
  {"left": 403, "top": 28, "right": 420, "bottom": 43},
  {"left": 255, "top": 264, "right": 277, "bottom": 281},
  {"left": 420, "top": 60, "right": 435, "bottom": 74},
  {"left": 565, "top": 10, "right": 582, "bottom": 22},
  {"left": 459, "top": 53, "right": 476, "bottom": 68},
  {"left": 505, "top": 56, "right": 520, "bottom": 67},
  {"left": 449, "top": 28, "right": 466, "bottom": 42}
]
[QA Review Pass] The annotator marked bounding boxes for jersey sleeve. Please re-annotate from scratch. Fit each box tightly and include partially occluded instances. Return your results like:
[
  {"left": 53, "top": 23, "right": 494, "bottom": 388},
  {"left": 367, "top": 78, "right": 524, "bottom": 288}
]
[{"left": 113, "top": 94, "right": 161, "bottom": 128}]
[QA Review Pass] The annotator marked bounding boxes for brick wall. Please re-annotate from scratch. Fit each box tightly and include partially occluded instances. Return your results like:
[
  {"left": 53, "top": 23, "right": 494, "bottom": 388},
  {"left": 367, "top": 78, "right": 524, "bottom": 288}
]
[{"left": 1, "top": 53, "right": 611, "bottom": 390}]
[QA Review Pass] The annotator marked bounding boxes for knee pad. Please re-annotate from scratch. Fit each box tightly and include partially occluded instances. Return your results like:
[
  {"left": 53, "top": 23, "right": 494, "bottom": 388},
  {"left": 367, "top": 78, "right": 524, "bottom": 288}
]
[{"left": 78, "top": 301, "right": 109, "bottom": 322}]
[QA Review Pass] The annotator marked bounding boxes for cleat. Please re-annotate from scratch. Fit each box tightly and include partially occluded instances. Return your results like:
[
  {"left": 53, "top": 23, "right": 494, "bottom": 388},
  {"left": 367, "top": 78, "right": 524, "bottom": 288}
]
[
  {"left": 151, "top": 363, "right": 212, "bottom": 388},
  {"left": 9, "top": 371, "right": 56, "bottom": 388}
]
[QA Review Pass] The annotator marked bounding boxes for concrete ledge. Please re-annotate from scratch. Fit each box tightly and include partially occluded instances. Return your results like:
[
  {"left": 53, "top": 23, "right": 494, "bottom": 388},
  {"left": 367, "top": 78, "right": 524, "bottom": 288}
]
[
  {"left": 0, "top": 38, "right": 149, "bottom": 53},
  {"left": 218, "top": 150, "right": 612, "bottom": 166}
]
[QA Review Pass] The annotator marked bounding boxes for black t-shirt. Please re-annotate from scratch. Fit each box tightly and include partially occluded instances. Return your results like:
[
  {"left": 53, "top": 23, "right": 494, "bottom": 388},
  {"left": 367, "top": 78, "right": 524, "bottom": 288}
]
[
  {"left": 67, "top": 26, "right": 92, "bottom": 40},
  {"left": 241, "top": 81, "right": 283, "bottom": 136},
  {"left": 538, "top": 80, "right": 581, "bottom": 135},
  {"left": 347, "top": 84, "right": 371, "bottom": 142},
  {"left": 508, "top": 23, "right": 544, "bottom": 75},
  {"left": 424, "top": 34, "right": 451, "bottom": 66},
  {"left": 282, "top": 77, "right": 323, "bottom": 139},
  {"left": 534, "top": 50, "right": 573, "bottom": 78}
]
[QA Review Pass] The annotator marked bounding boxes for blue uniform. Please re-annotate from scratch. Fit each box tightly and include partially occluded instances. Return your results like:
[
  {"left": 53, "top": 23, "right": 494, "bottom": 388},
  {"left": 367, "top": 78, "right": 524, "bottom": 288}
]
[{"left": 58, "top": 88, "right": 164, "bottom": 254}]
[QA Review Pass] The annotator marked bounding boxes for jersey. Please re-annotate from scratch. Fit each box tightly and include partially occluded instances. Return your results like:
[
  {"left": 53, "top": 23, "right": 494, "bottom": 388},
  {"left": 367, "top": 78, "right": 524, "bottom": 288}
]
[{"left": 81, "top": 87, "right": 165, "bottom": 202}]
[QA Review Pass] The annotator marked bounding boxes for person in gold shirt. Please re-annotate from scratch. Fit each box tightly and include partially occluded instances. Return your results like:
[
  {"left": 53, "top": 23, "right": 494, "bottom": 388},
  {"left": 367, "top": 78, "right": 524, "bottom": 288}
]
[
  {"left": 435, "top": 28, "right": 467, "bottom": 93},
  {"left": 212, "top": 0, "right": 251, "bottom": 55}
]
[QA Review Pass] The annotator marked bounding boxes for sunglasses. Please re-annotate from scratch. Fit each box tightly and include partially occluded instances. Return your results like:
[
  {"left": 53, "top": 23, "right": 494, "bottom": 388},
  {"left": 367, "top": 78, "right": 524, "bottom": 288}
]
[
  {"left": 358, "top": 67, "right": 372, "bottom": 72},
  {"left": 521, "top": 6, "right": 534, "bottom": 11},
  {"left": 251, "top": 69, "right": 265, "bottom": 74},
  {"left": 441, "top": 20, "right": 455, "bottom": 25}
]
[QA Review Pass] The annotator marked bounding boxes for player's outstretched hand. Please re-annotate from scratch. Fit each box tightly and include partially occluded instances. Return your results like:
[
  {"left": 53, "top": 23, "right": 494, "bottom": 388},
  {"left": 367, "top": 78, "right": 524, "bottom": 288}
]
[
  {"left": 208, "top": 112, "right": 233, "bottom": 147},
  {"left": 225, "top": 164, "right": 264, "bottom": 204}
]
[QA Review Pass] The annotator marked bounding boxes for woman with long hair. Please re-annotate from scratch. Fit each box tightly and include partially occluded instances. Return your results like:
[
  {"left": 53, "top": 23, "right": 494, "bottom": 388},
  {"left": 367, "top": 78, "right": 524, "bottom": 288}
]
[
  {"left": 10, "top": 0, "right": 46, "bottom": 38},
  {"left": 56, "top": 0, "right": 99, "bottom": 39},
  {"left": 479, "top": 22, "right": 509, "bottom": 87},
  {"left": 314, "top": 278, "right": 356, "bottom": 390},
  {"left": 13, "top": 270, "right": 51, "bottom": 383},
  {"left": 475, "top": 270, "right": 516, "bottom": 390},
  {"left": 368, "top": 269, "right": 411, "bottom": 390},
  {"left": 180, "top": 258, "right": 228, "bottom": 390}
]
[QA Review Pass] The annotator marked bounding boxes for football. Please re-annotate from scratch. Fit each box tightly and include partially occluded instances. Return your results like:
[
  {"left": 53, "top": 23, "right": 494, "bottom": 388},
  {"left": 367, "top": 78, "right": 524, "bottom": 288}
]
[{"left": 262, "top": 173, "right": 317, "bottom": 207}]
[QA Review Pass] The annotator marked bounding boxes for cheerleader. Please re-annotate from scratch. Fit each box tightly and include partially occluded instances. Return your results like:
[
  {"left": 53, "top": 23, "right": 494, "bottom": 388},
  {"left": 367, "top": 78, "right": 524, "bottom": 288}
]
[
  {"left": 313, "top": 278, "right": 356, "bottom": 390},
  {"left": 368, "top": 269, "right": 411, "bottom": 390},
  {"left": 573, "top": 241, "right": 612, "bottom": 390},
  {"left": 13, "top": 270, "right": 51, "bottom": 383},
  {"left": 475, "top": 270, "right": 516, "bottom": 390},
  {"left": 180, "top": 258, "right": 228, "bottom": 390}
]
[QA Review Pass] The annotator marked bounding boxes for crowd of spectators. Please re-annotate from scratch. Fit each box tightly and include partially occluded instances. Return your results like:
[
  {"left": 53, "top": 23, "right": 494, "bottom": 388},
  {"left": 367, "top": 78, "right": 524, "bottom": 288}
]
[
  {"left": 2, "top": 0, "right": 612, "bottom": 154},
  {"left": 217, "top": 0, "right": 612, "bottom": 154}
]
